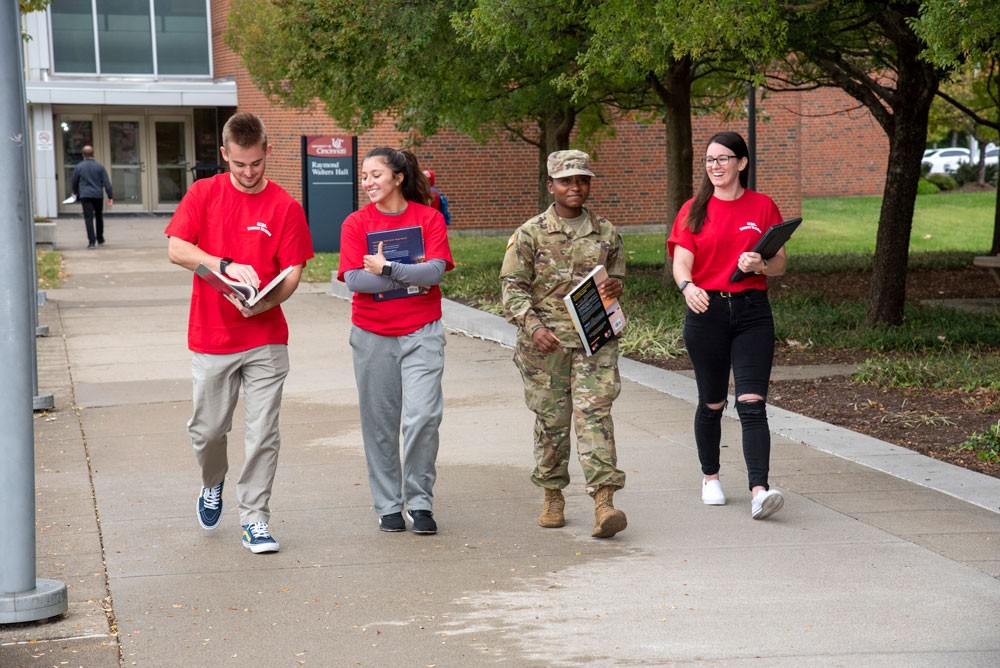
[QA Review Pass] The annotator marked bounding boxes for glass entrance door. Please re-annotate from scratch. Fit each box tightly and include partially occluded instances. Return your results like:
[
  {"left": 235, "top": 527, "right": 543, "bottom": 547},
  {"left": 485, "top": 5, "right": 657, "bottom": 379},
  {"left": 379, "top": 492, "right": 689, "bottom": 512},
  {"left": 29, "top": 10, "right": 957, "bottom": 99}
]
[
  {"left": 108, "top": 118, "right": 144, "bottom": 210},
  {"left": 153, "top": 119, "right": 190, "bottom": 209},
  {"left": 53, "top": 110, "right": 195, "bottom": 214},
  {"left": 57, "top": 118, "right": 94, "bottom": 212}
]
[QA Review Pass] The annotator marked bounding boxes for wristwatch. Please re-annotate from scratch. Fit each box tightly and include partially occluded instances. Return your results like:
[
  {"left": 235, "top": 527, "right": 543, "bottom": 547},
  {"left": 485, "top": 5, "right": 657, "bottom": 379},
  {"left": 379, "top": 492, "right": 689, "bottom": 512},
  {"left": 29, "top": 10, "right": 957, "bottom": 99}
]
[
  {"left": 381, "top": 261, "right": 393, "bottom": 277},
  {"left": 219, "top": 257, "right": 234, "bottom": 276},
  {"left": 678, "top": 280, "right": 691, "bottom": 292}
]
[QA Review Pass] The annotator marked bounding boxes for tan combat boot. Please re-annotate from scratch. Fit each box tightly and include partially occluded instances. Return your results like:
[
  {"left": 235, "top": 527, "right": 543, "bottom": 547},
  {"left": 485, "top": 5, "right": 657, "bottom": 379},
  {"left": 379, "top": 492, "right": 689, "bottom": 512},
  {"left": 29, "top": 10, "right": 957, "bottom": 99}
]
[
  {"left": 592, "top": 486, "right": 627, "bottom": 538},
  {"left": 539, "top": 488, "right": 566, "bottom": 528}
]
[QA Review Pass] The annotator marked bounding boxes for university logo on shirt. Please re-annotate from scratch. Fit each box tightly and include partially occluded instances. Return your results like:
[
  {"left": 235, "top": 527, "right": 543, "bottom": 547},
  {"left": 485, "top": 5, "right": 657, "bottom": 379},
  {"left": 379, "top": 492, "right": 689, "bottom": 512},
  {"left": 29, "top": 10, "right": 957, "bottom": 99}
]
[{"left": 247, "top": 221, "right": 272, "bottom": 236}]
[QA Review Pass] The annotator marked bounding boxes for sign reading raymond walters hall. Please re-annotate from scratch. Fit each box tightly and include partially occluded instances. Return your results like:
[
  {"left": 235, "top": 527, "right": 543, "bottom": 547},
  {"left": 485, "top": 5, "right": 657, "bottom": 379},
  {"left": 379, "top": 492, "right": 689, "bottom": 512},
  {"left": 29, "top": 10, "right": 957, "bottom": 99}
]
[{"left": 302, "top": 135, "right": 358, "bottom": 252}]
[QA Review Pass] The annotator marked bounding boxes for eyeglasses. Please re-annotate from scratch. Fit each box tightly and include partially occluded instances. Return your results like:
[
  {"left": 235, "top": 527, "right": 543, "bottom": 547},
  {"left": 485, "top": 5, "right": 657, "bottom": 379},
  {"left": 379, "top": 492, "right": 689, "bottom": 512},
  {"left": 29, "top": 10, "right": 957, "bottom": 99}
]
[{"left": 704, "top": 155, "right": 738, "bottom": 166}]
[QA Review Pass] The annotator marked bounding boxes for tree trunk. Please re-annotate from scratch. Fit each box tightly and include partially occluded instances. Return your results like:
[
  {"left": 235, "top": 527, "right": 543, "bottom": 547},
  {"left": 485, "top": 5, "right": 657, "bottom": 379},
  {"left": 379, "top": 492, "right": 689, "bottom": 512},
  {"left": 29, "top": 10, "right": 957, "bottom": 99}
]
[
  {"left": 867, "top": 116, "right": 927, "bottom": 325},
  {"left": 992, "top": 178, "right": 1000, "bottom": 255},
  {"left": 865, "top": 39, "right": 938, "bottom": 325},
  {"left": 648, "top": 56, "right": 695, "bottom": 279},
  {"left": 992, "top": 104, "right": 1000, "bottom": 255},
  {"left": 535, "top": 108, "right": 576, "bottom": 212}
]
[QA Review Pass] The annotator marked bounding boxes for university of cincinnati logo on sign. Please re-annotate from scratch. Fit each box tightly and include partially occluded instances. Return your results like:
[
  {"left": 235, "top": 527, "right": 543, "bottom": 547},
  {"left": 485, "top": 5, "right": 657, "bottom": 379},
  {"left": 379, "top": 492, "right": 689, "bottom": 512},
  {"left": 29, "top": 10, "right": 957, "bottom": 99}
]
[{"left": 308, "top": 136, "right": 351, "bottom": 157}]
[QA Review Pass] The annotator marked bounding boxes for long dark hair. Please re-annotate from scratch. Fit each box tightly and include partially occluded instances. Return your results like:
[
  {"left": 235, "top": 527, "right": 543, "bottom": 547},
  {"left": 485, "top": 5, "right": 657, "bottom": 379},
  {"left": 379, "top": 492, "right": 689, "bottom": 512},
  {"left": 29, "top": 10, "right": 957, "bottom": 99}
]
[
  {"left": 364, "top": 147, "right": 432, "bottom": 205},
  {"left": 686, "top": 131, "right": 750, "bottom": 234}
]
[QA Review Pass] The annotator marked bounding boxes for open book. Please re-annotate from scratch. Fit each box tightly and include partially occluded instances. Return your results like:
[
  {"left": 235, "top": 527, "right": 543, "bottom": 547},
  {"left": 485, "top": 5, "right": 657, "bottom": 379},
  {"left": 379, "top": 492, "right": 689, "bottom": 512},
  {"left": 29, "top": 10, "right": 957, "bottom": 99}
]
[
  {"left": 195, "top": 263, "right": 294, "bottom": 308},
  {"left": 562, "top": 265, "right": 626, "bottom": 356}
]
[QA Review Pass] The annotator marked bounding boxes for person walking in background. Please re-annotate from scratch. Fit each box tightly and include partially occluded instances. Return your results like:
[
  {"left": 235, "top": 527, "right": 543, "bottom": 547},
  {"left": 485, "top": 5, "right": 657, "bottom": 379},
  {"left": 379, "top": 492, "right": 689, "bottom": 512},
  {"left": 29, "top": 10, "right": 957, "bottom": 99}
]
[
  {"left": 71, "top": 145, "right": 113, "bottom": 249},
  {"left": 338, "top": 147, "right": 453, "bottom": 536},
  {"left": 422, "top": 169, "right": 451, "bottom": 225},
  {"left": 165, "top": 112, "right": 314, "bottom": 553},
  {"left": 500, "top": 150, "right": 628, "bottom": 539},
  {"left": 668, "top": 130, "right": 787, "bottom": 520}
]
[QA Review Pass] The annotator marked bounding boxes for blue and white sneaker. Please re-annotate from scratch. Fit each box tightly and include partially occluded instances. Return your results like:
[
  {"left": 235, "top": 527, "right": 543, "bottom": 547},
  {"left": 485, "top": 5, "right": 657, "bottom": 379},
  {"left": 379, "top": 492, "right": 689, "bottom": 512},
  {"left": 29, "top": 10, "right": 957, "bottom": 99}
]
[
  {"left": 242, "top": 522, "right": 280, "bottom": 553},
  {"left": 197, "top": 481, "right": 224, "bottom": 530}
]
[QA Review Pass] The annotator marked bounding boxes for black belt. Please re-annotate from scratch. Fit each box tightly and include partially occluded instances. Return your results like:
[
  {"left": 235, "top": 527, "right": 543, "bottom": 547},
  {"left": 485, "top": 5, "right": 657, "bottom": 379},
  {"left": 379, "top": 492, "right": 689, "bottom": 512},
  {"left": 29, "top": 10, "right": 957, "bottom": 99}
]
[{"left": 704, "top": 289, "right": 764, "bottom": 298}]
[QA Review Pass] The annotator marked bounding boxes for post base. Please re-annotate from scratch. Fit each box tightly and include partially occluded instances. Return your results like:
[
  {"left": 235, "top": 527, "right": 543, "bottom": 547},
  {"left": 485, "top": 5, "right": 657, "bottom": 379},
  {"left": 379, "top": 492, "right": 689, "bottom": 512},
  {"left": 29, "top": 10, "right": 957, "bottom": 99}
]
[
  {"left": 0, "top": 579, "right": 68, "bottom": 624},
  {"left": 33, "top": 393, "right": 55, "bottom": 411}
]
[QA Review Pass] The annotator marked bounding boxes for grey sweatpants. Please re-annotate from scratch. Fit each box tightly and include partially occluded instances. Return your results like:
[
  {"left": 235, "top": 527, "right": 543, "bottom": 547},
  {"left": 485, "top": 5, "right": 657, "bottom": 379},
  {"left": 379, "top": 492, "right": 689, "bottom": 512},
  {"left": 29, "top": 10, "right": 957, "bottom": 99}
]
[
  {"left": 187, "top": 344, "right": 289, "bottom": 526},
  {"left": 350, "top": 320, "right": 445, "bottom": 516}
]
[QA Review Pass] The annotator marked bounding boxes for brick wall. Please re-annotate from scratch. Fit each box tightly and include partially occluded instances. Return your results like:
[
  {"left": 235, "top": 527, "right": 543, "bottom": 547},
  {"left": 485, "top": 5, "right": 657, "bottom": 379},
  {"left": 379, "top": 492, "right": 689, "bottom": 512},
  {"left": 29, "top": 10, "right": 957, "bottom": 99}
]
[
  {"left": 212, "top": 1, "right": 885, "bottom": 232},
  {"left": 800, "top": 87, "right": 888, "bottom": 197}
]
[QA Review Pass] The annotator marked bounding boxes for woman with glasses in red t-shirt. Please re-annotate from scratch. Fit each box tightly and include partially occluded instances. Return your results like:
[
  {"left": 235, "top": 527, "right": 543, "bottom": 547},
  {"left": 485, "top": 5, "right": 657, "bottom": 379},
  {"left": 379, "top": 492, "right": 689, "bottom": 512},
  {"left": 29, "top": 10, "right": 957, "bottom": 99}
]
[{"left": 667, "top": 131, "right": 788, "bottom": 521}]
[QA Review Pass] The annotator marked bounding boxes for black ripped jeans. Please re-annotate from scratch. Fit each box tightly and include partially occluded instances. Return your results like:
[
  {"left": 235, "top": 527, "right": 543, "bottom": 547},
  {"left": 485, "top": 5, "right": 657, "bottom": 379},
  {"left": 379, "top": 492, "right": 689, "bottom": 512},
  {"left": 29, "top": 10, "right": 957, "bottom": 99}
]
[{"left": 683, "top": 289, "right": 775, "bottom": 491}]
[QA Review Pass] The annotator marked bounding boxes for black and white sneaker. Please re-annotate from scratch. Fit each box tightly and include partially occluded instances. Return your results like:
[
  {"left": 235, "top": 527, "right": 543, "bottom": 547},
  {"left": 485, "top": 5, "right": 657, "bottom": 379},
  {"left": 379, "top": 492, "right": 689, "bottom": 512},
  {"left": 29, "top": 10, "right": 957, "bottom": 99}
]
[
  {"left": 406, "top": 510, "right": 437, "bottom": 535},
  {"left": 378, "top": 512, "right": 406, "bottom": 532}
]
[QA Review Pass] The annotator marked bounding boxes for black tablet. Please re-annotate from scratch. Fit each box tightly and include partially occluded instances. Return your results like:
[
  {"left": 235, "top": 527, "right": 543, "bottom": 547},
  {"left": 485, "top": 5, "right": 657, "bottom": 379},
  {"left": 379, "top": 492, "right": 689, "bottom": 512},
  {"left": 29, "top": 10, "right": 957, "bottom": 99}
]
[{"left": 730, "top": 217, "right": 802, "bottom": 282}]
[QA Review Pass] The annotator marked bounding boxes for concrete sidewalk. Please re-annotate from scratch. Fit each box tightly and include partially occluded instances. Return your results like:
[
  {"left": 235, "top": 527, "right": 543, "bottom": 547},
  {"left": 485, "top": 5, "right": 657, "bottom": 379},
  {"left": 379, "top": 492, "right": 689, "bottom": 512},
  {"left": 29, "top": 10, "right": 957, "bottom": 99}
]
[{"left": 3, "top": 215, "right": 999, "bottom": 667}]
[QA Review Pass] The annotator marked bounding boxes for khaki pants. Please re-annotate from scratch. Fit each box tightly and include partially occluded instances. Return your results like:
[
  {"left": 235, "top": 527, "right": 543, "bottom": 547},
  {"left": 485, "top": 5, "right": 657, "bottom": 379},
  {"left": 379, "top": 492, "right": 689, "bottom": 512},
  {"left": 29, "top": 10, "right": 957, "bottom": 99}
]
[{"left": 187, "top": 344, "right": 289, "bottom": 526}]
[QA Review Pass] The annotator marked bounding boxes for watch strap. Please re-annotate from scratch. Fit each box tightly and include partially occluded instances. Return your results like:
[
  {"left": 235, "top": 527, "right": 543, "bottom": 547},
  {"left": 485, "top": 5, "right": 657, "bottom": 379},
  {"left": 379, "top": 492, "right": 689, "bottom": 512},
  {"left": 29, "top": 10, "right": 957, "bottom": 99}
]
[{"left": 219, "top": 257, "right": 234, "bottom": 275}]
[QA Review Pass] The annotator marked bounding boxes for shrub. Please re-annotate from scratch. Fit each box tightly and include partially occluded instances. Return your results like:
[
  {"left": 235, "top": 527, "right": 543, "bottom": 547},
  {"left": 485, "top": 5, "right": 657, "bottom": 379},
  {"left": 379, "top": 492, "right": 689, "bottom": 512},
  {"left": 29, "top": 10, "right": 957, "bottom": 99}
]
[
  {"left": 952, "top": 162, "right": 998, "bottom": 187},
  {"left": 925, "top": 172, "right": 957, "bottom": 191},
  {"left": 917, "top": 179, "right": 940, "bottom": 195}
]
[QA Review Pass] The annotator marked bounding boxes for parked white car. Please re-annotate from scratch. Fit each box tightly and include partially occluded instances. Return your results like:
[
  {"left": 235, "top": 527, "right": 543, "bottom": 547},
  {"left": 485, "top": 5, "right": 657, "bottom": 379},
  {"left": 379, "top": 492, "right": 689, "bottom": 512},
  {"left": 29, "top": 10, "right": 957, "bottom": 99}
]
[
  {"left": 922, "top": 147, "right": 970, "bottom": 174},
  {"left": 984, "top": 146, "right": 998, "bottom": 167}
]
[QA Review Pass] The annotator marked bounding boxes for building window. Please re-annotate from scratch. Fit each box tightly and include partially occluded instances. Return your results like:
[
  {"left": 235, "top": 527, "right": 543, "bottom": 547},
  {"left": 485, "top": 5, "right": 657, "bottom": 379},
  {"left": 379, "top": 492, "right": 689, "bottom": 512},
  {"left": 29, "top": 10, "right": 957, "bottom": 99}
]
[
  {"left": 155, "top": 0, "right": 210, "bottom": 75},
  {"left": 50, "top": 0, "right": 210, "bottom": 76},
  {"left": 51, "top": 0, "right": 97, "bottom": 73},
  {"left": 98, "top": 0, "right": 154, "bottom": 74}
]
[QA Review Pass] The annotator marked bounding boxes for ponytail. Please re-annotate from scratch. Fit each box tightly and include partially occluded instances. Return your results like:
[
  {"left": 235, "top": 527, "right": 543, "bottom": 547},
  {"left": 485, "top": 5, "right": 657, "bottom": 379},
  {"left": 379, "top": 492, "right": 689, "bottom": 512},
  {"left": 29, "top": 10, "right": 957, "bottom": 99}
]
[{"left": 364, "top": 146, "right": 433, "bottom": 205}]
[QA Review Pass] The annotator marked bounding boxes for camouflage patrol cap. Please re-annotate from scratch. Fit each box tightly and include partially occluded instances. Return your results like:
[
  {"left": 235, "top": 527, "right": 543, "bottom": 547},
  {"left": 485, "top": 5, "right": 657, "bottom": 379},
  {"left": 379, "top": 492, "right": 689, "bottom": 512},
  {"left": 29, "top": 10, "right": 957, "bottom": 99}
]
[{"left": 547, "top": 150, "right": 595, "bottom": 178}]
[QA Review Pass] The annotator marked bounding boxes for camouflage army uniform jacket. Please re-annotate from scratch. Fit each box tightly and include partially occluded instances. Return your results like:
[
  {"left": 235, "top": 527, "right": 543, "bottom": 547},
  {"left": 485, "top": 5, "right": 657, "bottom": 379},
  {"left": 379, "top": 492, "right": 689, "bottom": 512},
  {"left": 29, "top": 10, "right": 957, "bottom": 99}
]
[{"left": 500, "top": 204, "right": 625, "bottom": 348}]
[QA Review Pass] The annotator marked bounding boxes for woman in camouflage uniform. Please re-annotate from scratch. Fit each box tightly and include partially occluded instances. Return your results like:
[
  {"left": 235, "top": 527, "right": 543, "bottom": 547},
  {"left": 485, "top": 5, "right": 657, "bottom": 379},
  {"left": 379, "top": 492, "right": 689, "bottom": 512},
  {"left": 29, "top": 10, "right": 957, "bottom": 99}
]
[{"left": 500, "top": 150, "right": 628, "bottom": 539}]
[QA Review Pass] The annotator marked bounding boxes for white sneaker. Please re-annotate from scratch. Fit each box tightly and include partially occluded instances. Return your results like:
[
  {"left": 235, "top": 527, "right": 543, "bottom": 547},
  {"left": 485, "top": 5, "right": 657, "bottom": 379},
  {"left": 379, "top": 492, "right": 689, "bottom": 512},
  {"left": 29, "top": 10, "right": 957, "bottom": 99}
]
[
  {"left": 751, "top": 488, "right": 784, "bottom": 520},
  {"left": 701, "top": 479, "right": 726, "bottom": 505}
]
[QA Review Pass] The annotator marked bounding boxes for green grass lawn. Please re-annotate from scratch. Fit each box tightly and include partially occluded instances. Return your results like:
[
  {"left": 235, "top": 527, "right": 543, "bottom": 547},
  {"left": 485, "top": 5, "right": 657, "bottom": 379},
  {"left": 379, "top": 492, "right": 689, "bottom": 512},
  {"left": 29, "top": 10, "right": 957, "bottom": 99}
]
[
  {"left": 626, "top": 190, "right": 996, "bottom": 262},
  {"left": 798, "top": 191, "right": 996, "bottom": 254},
  {"left": 36, "top": 250, "right": 64, "bottom": 290}
]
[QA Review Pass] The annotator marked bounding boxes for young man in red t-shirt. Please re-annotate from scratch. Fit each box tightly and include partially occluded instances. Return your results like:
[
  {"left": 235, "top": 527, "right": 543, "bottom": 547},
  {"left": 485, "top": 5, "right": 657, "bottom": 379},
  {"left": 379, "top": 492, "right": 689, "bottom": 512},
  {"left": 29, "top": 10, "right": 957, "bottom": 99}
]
[{"left": 165, "top": 113, "right": 313, "bottom": 553}]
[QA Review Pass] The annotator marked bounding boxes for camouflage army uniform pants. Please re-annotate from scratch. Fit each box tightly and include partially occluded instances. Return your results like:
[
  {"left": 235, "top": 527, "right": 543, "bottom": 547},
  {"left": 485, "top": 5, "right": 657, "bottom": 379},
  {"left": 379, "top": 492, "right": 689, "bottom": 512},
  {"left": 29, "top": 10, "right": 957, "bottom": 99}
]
[{"left": 514, "top": 337, "right": 625, "bottom": 495}]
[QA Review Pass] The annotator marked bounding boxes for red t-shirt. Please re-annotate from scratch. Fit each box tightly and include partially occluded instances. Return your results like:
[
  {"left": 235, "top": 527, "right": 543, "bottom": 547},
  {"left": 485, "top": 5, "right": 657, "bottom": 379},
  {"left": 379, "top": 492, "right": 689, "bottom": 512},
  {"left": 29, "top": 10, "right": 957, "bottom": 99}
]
[
  {"left": 337, "top": 202, "right": 454, "bottom": 336},
  {"left": 668, "top": 190, "right": 783, "bottom": 292},
  {"left": 165, "top": 174, "right": 314, "bottom": 354}
]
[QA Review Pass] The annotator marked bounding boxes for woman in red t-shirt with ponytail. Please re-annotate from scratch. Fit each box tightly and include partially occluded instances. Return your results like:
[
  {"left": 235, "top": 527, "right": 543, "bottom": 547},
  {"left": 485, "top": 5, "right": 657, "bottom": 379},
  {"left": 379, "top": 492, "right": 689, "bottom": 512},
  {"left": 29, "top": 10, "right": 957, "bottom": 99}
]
[
  {"left": 667, "top": 131, "right": 788, "bottom": 522},
  {"left": 337, "top": 147, "right": 454, "bottom": 536}
]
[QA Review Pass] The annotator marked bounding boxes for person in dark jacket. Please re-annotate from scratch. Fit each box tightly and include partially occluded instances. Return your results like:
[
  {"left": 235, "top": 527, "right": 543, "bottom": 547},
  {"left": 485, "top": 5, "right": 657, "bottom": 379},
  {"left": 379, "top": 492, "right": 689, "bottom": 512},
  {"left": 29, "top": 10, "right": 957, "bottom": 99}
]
[{"left": 71, "top": 145, "right": 113, "bottom": 248}]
